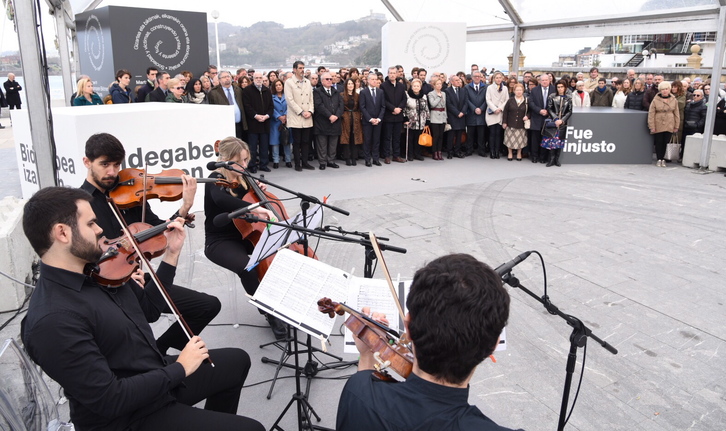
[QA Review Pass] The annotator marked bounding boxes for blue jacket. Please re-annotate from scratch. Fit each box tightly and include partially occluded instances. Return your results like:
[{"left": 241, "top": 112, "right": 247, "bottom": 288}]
[
  {"left": 72, "top": 93, "right": 103, "bottom": 106},
  {"left": 109, "top": 83, "right": 133, "bottom": 104},
  {"left": 465, "top": 82, "right": 487, "bottom": 126}
]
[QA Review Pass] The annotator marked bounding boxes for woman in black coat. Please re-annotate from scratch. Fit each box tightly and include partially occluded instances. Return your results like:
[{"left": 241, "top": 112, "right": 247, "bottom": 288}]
[
  {"left": 624, "top": 79, "right": 646, "bottom": 111},
  {"left": 545, "top": 79, "right": 573, "bottom": 167},
  {"left": 714, "top": 97, "right": 726, "bottom": 136}
]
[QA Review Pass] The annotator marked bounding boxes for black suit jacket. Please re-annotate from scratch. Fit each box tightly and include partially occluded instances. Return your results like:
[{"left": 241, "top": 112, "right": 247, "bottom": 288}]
[
  {"left": 381, "top": 79, "right": 406, "bottom": 122},
  {"left": 528, "top": 84, "right": 556, "bottom": 129},
  {"left": 359, "top": 86, "right": 385, "bottom": 125},
  {"left": 242, "top": 85, "right": 273, "bottom": 134},
  {"left": 445, "top": 86, "right": 468, "bottom": 130},
  {"left": 146, "top": 87, "right": 167, "bottom": 102},
  {"left": 313, "top": 86, "right": 343, "bottom": 136}
]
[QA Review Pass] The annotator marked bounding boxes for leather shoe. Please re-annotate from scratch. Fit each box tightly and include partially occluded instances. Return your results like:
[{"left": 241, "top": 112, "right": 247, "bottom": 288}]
[
  {"left": 266, "top": 314, "right": 288, "bottom": 341},
  {"left": 249, "top": 167, "right": 258, "bottom": 173},
  {"left": 447, "top": 153, "right": 453, "bottom": 159},
  {"left": 295, "top": 165, "right": 302, "bottom": 172},
  {"left": 365, "top": 160, "right": 372, "bottom": 167},
  {"left": 260, "top": 166, "right": 271, "bottom": 172},
  {"left": 373, "top": 160, "right": 382, "bottom": 166},
  {"left": 273, "top": 163, "right": 279, "bottom": 169},
  {"left": 346, "top": 160, "right": 353, "bottom": 166},
  {"left": 393, "top": 157, "right": 406, "bottom": 163},
  {"left": 531, "top": 157, "right": 538, "bottom": 163},
  {"left": 414, "top": 156, "right": 424, "bottom": 161},
  {"left": 286, "top": 162, "right": 293, "bottom": 168},
  {"left": 327, "top": 162, "right": 339, "bottom": 168},
  {"left": 351, "top": 160, "right": 357, "bottom": 166},
  {"left": 384, "top": 157, "right": 391, "bottom": 164},
  {"left": 456, "top": 152, "right": 465, "bottom": 159},
  {"left": 319, "top": 164, "right": 326, "bottom": 170},
  {"left": 302, "top": 163, "right": 315, "bottom": 170}
]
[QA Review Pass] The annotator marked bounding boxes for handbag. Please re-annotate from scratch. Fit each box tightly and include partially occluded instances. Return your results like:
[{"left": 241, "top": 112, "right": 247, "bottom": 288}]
[
  {"left": 541, "top": 134, "right": 564, "bottom": 149},
  {"left": 419, "top": 126, "right": 433, "bottom": 147},
  {"left": 541, "top": 97, "right": 564, "bottom": 138},
  {"left": 524, "top": 98, "right": 530, "bottom": 129},
  {"left": 278, "top": 123, "right": 289, "bottom": 146},
  {"left": 664, "top": 133, "right": 681, "bottom": 161},
  {"left": 444, "top": 123, "right": 452, "bottom": 132}
]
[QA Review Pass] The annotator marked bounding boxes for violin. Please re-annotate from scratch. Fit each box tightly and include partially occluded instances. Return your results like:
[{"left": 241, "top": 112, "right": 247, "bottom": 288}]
[
  {"left": 90, "top": 220, "right": 174, "bottom": 287},
  {"left": 318, "top": 298, "right": 413, "bottom": 381},
  {"left": 233, "top": 168, "right": 317, "bottom": 280},
  {"left": 109, "top": 168, "right": 239, "bottom": 209}
]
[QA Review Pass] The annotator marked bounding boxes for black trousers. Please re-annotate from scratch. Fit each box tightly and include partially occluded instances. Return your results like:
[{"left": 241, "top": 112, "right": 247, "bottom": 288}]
[
  {"left": 290, "top": 127, "right": 312, "bottom": 167},
  {"left": 447, "top": 129, "right": 464, "bottom": 154},
  {"left": 466, "top": 125, "right": 485, "bottom": 155},
  {"left": 362, "top": 123, "right": 381, "bottom": 161},
  {"left": 529, "top": 128, "right": 546, "bottom": 160},
  {"left": 204, "top": 239, "right": 260, "bottom": 296},
  {"left": 653, "top": 131, "right": 672, "bottom": 160},
  {"left": 430, "top": 123, "right": 445, "bottom": 153},
  {"left": 156, "top": 283, "right": 221, "bottom": 355},
  {"left": 382, "top": 121, "right": 403, "bottom": 158},
  {"left": 488, "top": 124, "right": 504, "bottom": 155},
  {"left": 406, "top": 128, "right": 423, "bottom": 159},
  {"left": 137, "top": 348, "right": 264, "bottom": 431}
]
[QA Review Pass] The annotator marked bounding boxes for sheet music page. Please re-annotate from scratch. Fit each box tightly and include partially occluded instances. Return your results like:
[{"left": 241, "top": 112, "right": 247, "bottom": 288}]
[
  {"left": 249, "top": 249, "right": 350, "bottom": 341},
  {"left": 343, "top": 277, "right": 411, "bottom": 354}
]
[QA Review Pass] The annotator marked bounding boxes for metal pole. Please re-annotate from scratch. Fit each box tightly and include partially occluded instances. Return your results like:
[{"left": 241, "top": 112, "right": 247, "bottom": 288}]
[
  {"left": 698, "top": 5, "right": 726, "bottom": 171},
  {"left": 15, "top": 0, "right": 57, "bottom": 188},
  {"left": 211, "top": 11, "right": 220, "bottom": 69},
  {"left": 512, "top": 25, "right": 521, "bottom": 77},
  {"left": 53, "top": 5, "right": 75, "bottom": 106}
]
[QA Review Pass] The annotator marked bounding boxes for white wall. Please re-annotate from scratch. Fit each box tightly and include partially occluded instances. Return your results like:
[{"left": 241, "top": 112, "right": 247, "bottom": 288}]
[{"left": 382, "top": 22, "right": 466, "bottom": 76}]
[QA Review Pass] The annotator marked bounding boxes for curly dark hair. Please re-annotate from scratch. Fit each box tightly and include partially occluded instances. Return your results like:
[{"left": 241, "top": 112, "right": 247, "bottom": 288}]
[
  {"left": 406, "top": 254, "right": 510, "bottom": 385},
  {"left": 23, "top": 187, "right": 92, "bottom": 257}
]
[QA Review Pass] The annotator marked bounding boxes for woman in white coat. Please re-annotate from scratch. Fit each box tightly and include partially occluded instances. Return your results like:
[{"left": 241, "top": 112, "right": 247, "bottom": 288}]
[
  {"left": 485, "top": 72, "right": 509, "bottom": 158},
  {"left": 572, "top": 81, "right": 591, "bottom": 107}
]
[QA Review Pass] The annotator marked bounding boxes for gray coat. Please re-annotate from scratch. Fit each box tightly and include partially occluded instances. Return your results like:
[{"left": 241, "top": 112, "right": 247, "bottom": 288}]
[
  {"left": 465, "top": 82, "right": 487, "bottom": 126},
  {"left": 427, "top": 91, "right": 447, "bottom": 124}
]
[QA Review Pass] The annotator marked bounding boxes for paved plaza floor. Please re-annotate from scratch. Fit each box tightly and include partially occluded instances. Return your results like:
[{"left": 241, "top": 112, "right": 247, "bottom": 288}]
[{"left": 1, "top": 124, "right": 725, "bottom": 430}]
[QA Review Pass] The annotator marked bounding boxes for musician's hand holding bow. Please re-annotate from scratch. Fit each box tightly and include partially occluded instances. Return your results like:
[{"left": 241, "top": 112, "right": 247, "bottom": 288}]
[
  {"left": 176, "top": 336, "right": 209, "bottom": 377},
  {"left": 251, "top": 207, "right": 276, "bottom": 222},
  {"left": 355, "top": 306, "right": 388, "bottom": 371}
]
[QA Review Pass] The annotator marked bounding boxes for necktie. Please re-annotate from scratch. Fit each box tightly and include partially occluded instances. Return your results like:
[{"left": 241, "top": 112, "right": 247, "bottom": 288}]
[
  {"left": 372, "top": 88, "right": 376, "bottom": 102},
  {"left": 543, "top": 88, "right": 547, "bottom": 100},
  {"left": 226, "top": 88, "right": 234, "bottom": 105},
  {"left": 475, "top": 85, "right": 478, "bottom": 92},
  {"left": 455, "top": 87, "right": 459, "bottom": 100},
  {"left": 326, "top": 88, "right": 331, "bottom": 96}
]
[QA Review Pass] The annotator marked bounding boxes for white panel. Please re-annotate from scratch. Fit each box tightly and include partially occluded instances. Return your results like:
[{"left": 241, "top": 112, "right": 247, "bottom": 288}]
[{"left": 382, "top": 22, "right": 467, "bottom": 74}]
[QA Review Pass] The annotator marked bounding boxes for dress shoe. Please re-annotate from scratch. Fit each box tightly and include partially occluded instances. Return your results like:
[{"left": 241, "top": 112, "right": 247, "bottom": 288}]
[
  {"left": 346, "top": 160, "right": 353, "bottom": 166},
  {"left": 455, "top": 152, "right": 465, "bottom": 159},
  {"left": 365, "top": 160, "right": 372, "bottom": 167},
  {"left": 319, "top": 164, "right": 326, "bottom": 170},
  {"left": 302, "top": 163, "right": 315, "bottom": 170},
  {"left": 286, "top": 162, "right": 293, "bottom": 168},
  {"left": 373, "top": 160, "right": 382, "bottom": 166},
  {"left": 507, "top": 157, "right": 513, "bottom": 161},
  {"left": 259, "top": 166, "right": 271, "bottom": 172},
  {"left": 384, "top": 157, "right": 391, "bottom": 164},
  {"left": 407, "top": 157, "right": 414, "bottom": 161},
  {"left": 266, "top": 314, "right": 288, "bottom": 341},
  {"left": 447, "top": 153, "right": 453, "bottom": 159},
  {"left": 273, "top": 163, "right": 279, "bottom": 169},
  {"left": 327, "top": 162, "right": 339, "bottom": 168},
  {"left": 539, "top": 158, "right": 547, "bottom": 164},
  {"left": 394, "top": 157, "right": 406, "bottom": 163},
  {"left": 295, "top": 165, "right": 302, "bottom": 172},
  {"left": 517, "top": 157, "right": 522, "bottom": 161},
  {"left": 414, "top": 155, "right": 424, "bottom": 161},
  {"left": 490, "top": 153, "right": 496, "bottom": 159},
  {"left": 531, "top": 156, "right": 538, "bottom": 163},
  {"left": 0, "top": 124, "right": 5, "bottom": 129},
  {"left": 351, "top": 160, "right": 357, "bottom": 166},
  {"left": 249, "top": 167, "right": 258, "bottom": 173}
]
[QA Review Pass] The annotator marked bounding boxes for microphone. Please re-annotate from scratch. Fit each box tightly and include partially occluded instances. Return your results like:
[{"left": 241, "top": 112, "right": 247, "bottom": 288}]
[
  {"left": 206, "top": 160, "right": 234, "bottom": 170},
  {"left": 494, "top": 251, "right": 532, "bottom": 277},
  {"left": 212, "top": 201, "right": 267, "bottom": 227}
]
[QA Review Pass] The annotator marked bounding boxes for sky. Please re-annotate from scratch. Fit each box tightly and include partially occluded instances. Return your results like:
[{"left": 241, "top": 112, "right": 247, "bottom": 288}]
[{"left": 0, "top": 0, "right": 602, "bottom": 69}]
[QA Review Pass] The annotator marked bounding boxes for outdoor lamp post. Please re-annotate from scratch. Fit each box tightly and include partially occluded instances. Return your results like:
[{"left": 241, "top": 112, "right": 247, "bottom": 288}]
[{"left": 211, "top": 10, "right": 220, "bottom": 68}]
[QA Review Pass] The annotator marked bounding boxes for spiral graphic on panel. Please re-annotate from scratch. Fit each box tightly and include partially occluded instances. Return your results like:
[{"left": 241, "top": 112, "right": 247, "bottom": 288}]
[
  {"left": 133, "top": 13, "right": 191, "bottom": 70},
  {"left": 84, "top": 15, "right": 105, "bottom": 71},
  {"left": 404, "top": 26, "right": 450, "bottom": 69}
]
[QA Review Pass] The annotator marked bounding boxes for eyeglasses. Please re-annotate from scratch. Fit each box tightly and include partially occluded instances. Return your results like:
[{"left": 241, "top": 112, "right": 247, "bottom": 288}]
[
  {"left": 322, "top": 78, "right": 332, "bottom": 81},
  {"left": 694, "top": 94, "right": 703, "bottom": 97},
  {"left": 175, "top": 86, "right": 185, "bottom": 90}
]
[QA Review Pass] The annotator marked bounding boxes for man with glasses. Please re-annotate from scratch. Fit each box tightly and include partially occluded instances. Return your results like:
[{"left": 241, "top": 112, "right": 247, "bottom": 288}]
[
  {"left": 146, "top": 72, "right": 170, "bottom": 102},
  {"left": 313, "top": 72, "right": 343, "bottom": 170},
  {"left": 243, "top": 72, "right": 273, "bottom": 173},
  {"left": 684, "top": 89, "right": 707, "bottom": 137},
  {"left": 285, "top": 60, "right": 316, "bottom": 171},
  {"left": 208, "top": 71, "right": 248, "bottom": 141}
]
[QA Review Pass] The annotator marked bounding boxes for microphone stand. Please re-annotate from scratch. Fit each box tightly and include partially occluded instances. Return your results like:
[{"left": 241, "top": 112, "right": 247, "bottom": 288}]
[{"left": 501, "top": 272, "right": 618, "bottom": 431}]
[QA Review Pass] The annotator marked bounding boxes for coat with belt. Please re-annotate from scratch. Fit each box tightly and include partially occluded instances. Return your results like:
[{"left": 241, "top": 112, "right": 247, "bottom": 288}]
[
  {"left": 465, "top": 82, "right": 487, "bottom": 126},
  {"left": 284, "top": 77, "right": 314, "bottom": 129},
  {"left": 427, "top": 91, "right": 447, "bottom": 124},
  {"left": 340, "top": 92, "right": 364, "bottom": 144},
  {"left": 313, "top": 86, "right": 343, "bottom": 136},
  {"left": 242, "top": 84, "right": 274, "bottom": 134},
  {"left": 381, "top": 78, "right": 406, "bottom": 123},
  {"left": 359, "top": 86, "right": 385, "bottom": 126},
  {"left": 207, "top": 85, "right": 248, "bottom": 130},
  {"left": 528, "top": 84, "right": 555, "bottom": 130},
  {"left": 445, "top": 86, "right": 468, "bottom": 130},
  {"left": 648, "top": 94, "right": 679, "bottom": 134},
  {"left": 485, "top": 83, "right": 509, "bottom": 126}
]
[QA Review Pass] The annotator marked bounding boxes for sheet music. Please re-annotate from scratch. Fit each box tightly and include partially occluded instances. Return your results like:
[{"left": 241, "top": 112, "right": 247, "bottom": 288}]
[
  {"left": 248, "top": 249, "right": 349, "bottom": 341},
  {"left": 343, "top": 277, "right": 411, "bottom": 354}
]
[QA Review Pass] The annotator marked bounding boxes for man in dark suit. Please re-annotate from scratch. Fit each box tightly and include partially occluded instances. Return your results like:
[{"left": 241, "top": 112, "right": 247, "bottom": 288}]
[
  {"left": 465, "top": 71, "right": 487, "bottom": 156},
  {"left": 313, "top": 72, "right": 343, "bottom": 169},
  {"left": 208, "top": 70, "right": 248, "bottom": 141},
  {"left": 528, "top": 74, "right": 555, "bottom": 164},
  {"left": 381, "top": 66, "right": 407, "bottom": 163},
  {"left": 359, "top": 73, "right": 385, "bottom": 166},
  {"left": 146, "top": 72, "right": 169, "bottom": 102},
  {"left": 445, "top": 75, "right": 468, "bottom": 159},
  {"left": 242, "top": 72, "right": 274, "bottom": 173},
  {"left": 136, "top": 66, "right": 158, "bottom": 103}
]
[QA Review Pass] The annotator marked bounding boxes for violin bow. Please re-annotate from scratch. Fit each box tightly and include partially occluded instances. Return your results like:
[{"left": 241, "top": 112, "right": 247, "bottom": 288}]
[
  {"left": 105, "top": 197, "right": 214, "bottom": 366},
  {"left": 140, "top": 166, "right": 147, "bottom": 224},
  {"left": 368, "top": 232, "right": 406, "bottom": 326}
]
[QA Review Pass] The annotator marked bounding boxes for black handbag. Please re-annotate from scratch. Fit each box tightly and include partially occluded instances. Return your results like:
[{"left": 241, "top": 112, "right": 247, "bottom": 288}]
[
  {"left": 541, "top": 97, "right": 564, "bottom": 138},
  {"left": 278, "top": 124, "right": 288, "bottom": 146}
]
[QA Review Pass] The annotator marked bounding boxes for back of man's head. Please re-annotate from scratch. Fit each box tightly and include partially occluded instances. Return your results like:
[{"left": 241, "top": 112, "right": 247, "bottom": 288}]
[
  {"left": 23, "top": 187, "right": 92, "bottom": 257},
  {"left": 406, "top": 254, "right": 509, "bottom": 385}
]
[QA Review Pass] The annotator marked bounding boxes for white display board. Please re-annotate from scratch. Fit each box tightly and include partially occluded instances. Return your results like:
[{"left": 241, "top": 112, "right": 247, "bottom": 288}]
[
  {"left": 382, "top": 22, "right": 466, "bottom": 76},
  {"left": 16, "top": 103, "right": 235, "bottom": 215}
]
